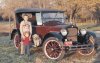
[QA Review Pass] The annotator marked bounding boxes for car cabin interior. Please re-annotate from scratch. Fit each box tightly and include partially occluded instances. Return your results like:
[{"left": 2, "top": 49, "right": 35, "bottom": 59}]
[{"left": 16, "top": 13, "right": 37, "bottom": 26}]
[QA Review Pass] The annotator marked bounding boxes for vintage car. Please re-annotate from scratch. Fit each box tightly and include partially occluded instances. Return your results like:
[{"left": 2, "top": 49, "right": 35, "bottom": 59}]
[{"left": 11, "top": 8, "right": 97, "bottom": 60}]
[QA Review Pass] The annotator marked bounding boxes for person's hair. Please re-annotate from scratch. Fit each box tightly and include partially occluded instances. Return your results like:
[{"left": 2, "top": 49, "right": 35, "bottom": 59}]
[
  {"left": 22, "top": 13, "right": 32, "bottom": 19},
  {"left": 22, "top": 14, "right": 29, "bottom": 18},
  {"left": 24, "top": 15, "right": 28, "bottom": 17}
]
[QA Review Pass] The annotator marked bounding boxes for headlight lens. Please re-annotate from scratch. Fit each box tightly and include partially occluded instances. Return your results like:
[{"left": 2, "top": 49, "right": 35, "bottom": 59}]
[
  {"left": 80, "top": 29, "right": 87, "bottom": 35},
  {"left": 60, "top": 29, "right": 67, "bottom": 36}
]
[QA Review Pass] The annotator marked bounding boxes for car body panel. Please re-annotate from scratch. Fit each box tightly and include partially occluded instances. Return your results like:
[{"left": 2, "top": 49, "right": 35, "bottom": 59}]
[{"left": 11, "top": 8, "right": 97, "bottom": 45}]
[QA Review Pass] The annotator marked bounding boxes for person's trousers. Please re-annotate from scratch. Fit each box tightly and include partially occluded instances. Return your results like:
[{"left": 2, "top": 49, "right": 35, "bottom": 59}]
[
  {"left": 20, "top": 42, "right": 30, "bottom": 56},
  {"left": 24, "top": 44, "right": 30, "bottom": 56}
]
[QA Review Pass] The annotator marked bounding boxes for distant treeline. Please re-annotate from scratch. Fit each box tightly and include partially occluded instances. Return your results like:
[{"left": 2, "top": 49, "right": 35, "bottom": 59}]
[{"left": 0, "top": 0, "right": 100, "bottom": 23}]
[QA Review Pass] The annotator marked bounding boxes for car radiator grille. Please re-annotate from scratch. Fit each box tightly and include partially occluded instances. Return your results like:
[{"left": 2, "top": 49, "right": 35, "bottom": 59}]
[{"left": 67, "top": 28, "right": 78, "bottom": 41}]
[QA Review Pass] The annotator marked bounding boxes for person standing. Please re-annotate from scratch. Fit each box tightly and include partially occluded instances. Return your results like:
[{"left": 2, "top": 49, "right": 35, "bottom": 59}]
[{"left": 20, "top": 14, "right": 32, "bottom": 57}]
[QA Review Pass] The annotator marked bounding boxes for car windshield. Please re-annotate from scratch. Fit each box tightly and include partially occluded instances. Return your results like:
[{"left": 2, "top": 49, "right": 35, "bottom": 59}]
[{"left": 42, "top": 12, "right": 64, "bottom": 23}]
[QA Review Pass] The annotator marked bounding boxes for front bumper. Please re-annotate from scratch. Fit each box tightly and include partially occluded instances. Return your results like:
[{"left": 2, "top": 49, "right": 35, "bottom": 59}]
[
  {"left": 63, "top": 40, "right": 94, "bottom": 51},
  {"left": 65, "top": 44, "right": 93, "bottom": 51}
]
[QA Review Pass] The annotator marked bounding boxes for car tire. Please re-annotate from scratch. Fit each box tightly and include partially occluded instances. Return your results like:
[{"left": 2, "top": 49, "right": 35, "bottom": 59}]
[
  {"left": 13, "top": 33, "right": 21, "bottom": 52},
  {"left": 43, "top": 37, "right": 65, "bottom": 60},
  {"left": 78, "top": 35, "right": 96, "bottom": 56}
]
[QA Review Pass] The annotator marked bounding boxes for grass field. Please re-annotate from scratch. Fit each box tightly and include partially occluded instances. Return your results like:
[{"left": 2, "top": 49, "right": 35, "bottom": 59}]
[
  {"left": 0, "top": 35, "right": 98, "bottom": 63},
  {"left": 0, "top": 36, "right": 38, "bottom": 63}
]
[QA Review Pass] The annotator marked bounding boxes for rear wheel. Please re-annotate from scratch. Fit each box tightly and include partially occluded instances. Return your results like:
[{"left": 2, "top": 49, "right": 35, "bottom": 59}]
[
  {"left": 43, "top": 37, "right": 65, "bottom": 60},
  {"left": 78, "top": 35, "right": 96, "bottom": 56},
  {"left": 13, "top": 33, "right": 21, "bottom": 52}
]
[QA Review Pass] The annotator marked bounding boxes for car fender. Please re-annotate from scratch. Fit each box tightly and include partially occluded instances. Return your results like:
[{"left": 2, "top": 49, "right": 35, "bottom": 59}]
[
  {"left": 11, "top": 29, "right": 20, "bottom": 40},
  {"left": 79, "top": 31, "right": 96, "bottom": 38},
  {"left": 87, "top": 31, "right": 97, "bottom": 43},
  {"left": 78, "top": 31, "right": 97, "bottom": 44},
  {"left": 43, "top": 32, "right": 63, "bottom": 42},
  {"left": 87, "top": 31, "right": 98, "bottom": 50},
  {"left": 87, "top": 31, "right": 96, "bottom": 38}
]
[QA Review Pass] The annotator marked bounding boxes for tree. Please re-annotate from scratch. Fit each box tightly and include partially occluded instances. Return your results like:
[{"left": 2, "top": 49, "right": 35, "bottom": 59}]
[{"left": 0, "top": 0, "right": 100, "bottom": 23}]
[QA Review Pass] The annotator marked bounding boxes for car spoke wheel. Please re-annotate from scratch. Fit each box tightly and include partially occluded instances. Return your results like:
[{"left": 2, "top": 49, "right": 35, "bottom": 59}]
[
  {"left": 13, "top": 33, "right": 21, "bottom": 49},
  {"left": 78, "top": 35, "right": 96, "bottom": 56},
  {"left": 43, "top": 37, "right": 65, "bottom": 60}
]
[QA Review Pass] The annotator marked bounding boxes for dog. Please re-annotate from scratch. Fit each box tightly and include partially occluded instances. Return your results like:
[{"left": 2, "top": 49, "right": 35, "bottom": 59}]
[{"left": 32, "top": 34, "right": 41, "bottom": 47}]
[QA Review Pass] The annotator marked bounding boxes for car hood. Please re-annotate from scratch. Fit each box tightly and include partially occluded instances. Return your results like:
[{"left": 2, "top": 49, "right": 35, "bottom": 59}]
[
  {"left": 43, "top": 21, "right": 77, "bottom": 28},
  {"left": 54, "top": 24, "right": 77, "bottom": 29}
]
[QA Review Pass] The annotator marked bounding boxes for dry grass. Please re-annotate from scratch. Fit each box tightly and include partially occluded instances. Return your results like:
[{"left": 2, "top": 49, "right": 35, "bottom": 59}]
[
  {"left": 0, "top": 22, "right": 15, "bottom": 33},
  {"left": 0, "top": 36, "right": 98, "bottom": 63}
]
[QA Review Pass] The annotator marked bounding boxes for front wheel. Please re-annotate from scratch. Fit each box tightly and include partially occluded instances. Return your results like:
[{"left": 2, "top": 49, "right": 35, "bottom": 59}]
[
  {"left": 78, "top": 35, "right": 96, "bottom": 56},
  {"left": 43, "top": 37, "right": 65, "bottom": 60}
]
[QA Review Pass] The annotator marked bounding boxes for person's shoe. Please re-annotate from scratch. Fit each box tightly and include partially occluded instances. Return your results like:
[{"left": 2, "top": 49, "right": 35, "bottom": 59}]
[
  {"left": 27, "top": 55, "right": 31, "bottom": 61},
  {"left": 19, "top": 54, "right": 24, "bottom": 59}
]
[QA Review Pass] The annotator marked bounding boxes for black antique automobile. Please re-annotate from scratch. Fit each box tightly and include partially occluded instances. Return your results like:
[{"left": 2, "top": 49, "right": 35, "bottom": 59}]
[{"left": 11, "top": 8, "right": 97, "bottom": 60}]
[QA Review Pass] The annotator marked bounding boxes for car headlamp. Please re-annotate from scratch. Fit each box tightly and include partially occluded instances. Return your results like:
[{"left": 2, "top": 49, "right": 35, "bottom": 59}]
[
  {"left": 60, "top": 29, "right": 67, "bottom": 36},
  {"left": 80, "top": 29, "right": 87, "bottom": 35}
]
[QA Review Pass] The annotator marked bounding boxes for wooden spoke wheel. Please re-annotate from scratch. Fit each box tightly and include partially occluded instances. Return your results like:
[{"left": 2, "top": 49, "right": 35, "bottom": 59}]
[
  {"left": 13, "top": 33, "right": 21, "bottom": 49},
  {"left": 78, "top": 35, "right": 96, "bottom": 56},
  {"left": 43, "top": 37, "right": 65, "bottom": 60}
]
